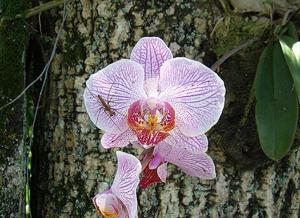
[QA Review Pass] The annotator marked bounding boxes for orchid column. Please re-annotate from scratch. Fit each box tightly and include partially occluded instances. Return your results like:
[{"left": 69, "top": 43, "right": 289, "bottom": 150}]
[{"left": 84, "top": 37, "right": 225, "bottom": 217}]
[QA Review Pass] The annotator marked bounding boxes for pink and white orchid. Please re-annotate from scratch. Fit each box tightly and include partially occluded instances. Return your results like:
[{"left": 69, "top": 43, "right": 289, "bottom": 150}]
[
  {"left": 139, "top": 134, "right": 215, "bottom": 189},
  {"left": 93, "top": 151, "right": 141, "bottom": 218},
  {"left": 84, "top": 37, "right": 225, "bottom": 149}
]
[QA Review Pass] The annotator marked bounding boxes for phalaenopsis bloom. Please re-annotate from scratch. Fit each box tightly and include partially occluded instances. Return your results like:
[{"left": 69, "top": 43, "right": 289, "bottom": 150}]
[
  {"left": 84, "top": 37, "right": 225, "bottom": 216},
  {"left": 93, "top": 151, "right": 141, "bottom": 218}
]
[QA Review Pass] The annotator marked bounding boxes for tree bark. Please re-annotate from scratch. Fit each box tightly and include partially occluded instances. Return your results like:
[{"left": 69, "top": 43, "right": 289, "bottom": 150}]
[{"left": 35, "top": 0, "right": 300, "bottom": 217}]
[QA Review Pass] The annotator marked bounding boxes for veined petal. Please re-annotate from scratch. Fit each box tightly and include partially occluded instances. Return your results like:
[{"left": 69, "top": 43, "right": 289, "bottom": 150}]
[
  {"left": 149, "top": 153, "right": 163, "bottom": 169},
  {"left": 130, "top": 37, "right": 173, "bottom": 81},
  {"left": 111, "top": 151, "right": 142, "bottom": 218},
  {"left": 155, "top": 142, "right": 216, "bottom": 179},
  {"left": 166, "top": 129, "right": 208, "bottom": 153},
  {"left": 157, "top": 163, "right": 168, "bottom": 183},
  {"left": 159, "top": 57, "right": 225, "bottom": 137},
  {"left": 84, "top": 59, "right": 146, "bottom": 133},
  {"left": 101, "top": 129, "right": 137, "bottom": 149},
  {"left": 153, "top": 142, "right": 172, "bottom": 158}
]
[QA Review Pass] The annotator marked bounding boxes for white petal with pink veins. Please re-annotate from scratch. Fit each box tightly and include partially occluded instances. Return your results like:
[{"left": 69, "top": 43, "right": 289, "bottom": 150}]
[
  {"left": 101, "top": 129, "right": 137, "bottom": 149},
  {"left": 130, "top": 37, "right": 173, "bottom": 81},
  {"left": 84, "top": 59, "right": 146, "bottom": 133},
  {"left": 159, "top": 57, "right": 225, "bottom": 137},
  {"left": 111, "top": 151, "right": 142, "bottom": 218},
  {"left": 157, "top": 163, "right": 168, "bottom": 183},
  {"left": 154, "top": 142, "right": 216, "bottom": 179},
  {"left": 166, "top": 129, "right": 208, "bottom": 153},
  {"left": 153, "top": 142, "right": 173, "bottom": 158}
]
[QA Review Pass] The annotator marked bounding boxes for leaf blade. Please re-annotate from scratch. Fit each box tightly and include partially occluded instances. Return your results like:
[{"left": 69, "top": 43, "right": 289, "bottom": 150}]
[
  {"left": 286, "top": 22, "right": 298, "bottom": 42},
  {"left": 255, "top": 42, "right": 298, "bottom": 160},
  {"left": 279, "top": 36, "right": 300, "bottom": 102}
]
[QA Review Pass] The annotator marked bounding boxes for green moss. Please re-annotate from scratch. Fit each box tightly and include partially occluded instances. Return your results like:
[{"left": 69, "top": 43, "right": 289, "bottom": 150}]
[{"left": 213, "top": 16, "right": 270, "bottom": 57}]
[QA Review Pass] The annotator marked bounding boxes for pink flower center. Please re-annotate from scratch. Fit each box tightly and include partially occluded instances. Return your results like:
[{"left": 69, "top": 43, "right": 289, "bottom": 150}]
[{"left": 127, "top": 98, "right": 175, "bottom": 146}]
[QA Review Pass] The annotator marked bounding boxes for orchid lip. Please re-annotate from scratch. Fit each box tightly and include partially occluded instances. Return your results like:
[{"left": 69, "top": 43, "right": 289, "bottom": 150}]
[
  {"left": 92, "top": 192, "right": 122, "bottom": 218},
  {"left": 127, "top": 99, "right": 175, "bottom": 145}
]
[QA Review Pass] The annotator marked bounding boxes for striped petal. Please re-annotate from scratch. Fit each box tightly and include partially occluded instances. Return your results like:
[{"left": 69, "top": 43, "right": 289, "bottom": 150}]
[
  {"left": 159, "top": 57, "right": 225, "bottom": 137},
  {"left": 157, "top": 163, "right": 168, "bottom": 183},
  {"left": 166, "top": 129, "right": 208, "bottom": 153},
  {"left": 130, "top": 37, "right": 173, "bottom": 81},
  {"left": 101, "top": 129, "right": 137, "bottom": 149},
  {"left": 84, "top": 59, "right": 146, "bottom": 133},
  {"left": 155, "top": 142, "right": 216, "bottom": 179},
  {"left": 111, "top": 151, "right": 142, "bottom": 218}
]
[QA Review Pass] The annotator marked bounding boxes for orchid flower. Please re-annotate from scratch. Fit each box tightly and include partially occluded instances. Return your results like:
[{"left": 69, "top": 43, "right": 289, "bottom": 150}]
[
  {"left": 139, "top": 134, "right": 215, "bottom": 189},
  {"left": 93, "top": 151, "right": 141, "bottom": 218},
  {"left": 84, "top": 37, "right": 225, "bottom": 150}
]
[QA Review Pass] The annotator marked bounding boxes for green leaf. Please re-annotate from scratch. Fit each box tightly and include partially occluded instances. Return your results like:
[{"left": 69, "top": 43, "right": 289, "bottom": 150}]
[
  {"left": 286, "top": 22, "right": 298, "bottom": 41},
  {"left": 255, "top": 42, "right": 298, "bottom": 160},
  {"left": 292, "top": 42, "right": 300, "bottom": 64},
  {"left": 279, "top": 36, "right": 300, "bottom": 102},
  {"left": 274, "top": 22, "right": 298, "bottom": 41}
]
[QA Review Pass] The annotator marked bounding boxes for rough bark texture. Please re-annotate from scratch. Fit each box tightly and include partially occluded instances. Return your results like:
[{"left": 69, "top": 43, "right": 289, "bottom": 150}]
[{"left": 35, "top": 0, "right": 300, "bottom": 217}]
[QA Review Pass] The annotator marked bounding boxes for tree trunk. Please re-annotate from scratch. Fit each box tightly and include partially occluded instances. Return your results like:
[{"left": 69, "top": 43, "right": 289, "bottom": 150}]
[{"left": 34, "top": 0, "right": 300, "bottom": 217}]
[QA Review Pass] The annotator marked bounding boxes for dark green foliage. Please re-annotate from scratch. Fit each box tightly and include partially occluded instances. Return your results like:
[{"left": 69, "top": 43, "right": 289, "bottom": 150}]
[
  {"left": 0, "top": 0, "right": 30, "bottom": 163},
  {"left": 279, "top": 23, "right": 300, "bottom": 103},
  {"left": 0, "top": 0, "right": 30, "bottom": 216},
  {"left": 255, "top": 42, "right": 298, "bottom": 160},
  {"left": 286, "top": 22, "right": 298, "bottom": 42}
]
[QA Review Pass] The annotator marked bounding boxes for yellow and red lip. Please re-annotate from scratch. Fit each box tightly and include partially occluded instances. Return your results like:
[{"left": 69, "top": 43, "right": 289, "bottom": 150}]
[{"left": 127, "top": 99, "right": 175, "bottom": 146}]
